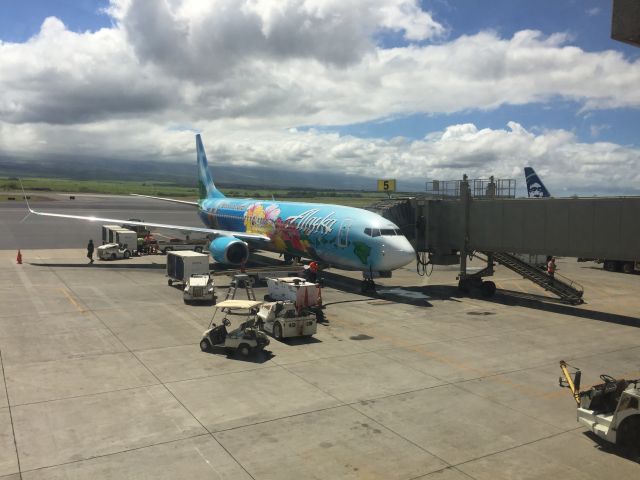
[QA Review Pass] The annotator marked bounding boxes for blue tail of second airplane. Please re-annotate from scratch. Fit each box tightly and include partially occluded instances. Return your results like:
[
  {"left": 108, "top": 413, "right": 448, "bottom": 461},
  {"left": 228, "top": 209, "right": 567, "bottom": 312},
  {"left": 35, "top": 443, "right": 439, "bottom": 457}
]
[
  {"left": 196, "top": 134, "right": 225, "bottom": 199},
  {"left": 524, "top": 167, "right": 551, "bottom": 198}
]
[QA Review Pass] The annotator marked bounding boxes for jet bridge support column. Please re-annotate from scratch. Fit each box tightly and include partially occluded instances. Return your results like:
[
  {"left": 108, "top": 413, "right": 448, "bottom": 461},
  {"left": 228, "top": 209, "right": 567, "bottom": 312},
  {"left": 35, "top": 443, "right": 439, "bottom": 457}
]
[{"left": 456, "top": 175, "right": 497, "bottom": 297}]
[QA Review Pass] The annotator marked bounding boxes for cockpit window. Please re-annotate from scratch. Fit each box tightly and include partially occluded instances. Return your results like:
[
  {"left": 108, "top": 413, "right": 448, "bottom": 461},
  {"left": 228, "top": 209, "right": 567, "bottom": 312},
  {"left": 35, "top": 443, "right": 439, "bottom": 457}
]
[
  {"left": 364, "top": 228, "right": 381, "bottom": 237},
  {"left": 380, "top": 229, "right": 398, "bottom": 236}
]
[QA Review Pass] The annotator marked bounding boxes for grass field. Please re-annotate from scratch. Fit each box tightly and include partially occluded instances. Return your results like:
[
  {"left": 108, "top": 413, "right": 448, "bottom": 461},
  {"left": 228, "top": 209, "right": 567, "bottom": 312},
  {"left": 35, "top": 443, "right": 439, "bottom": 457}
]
[{"left": 0, "top": 177, "right": 399, "bottom": 208}]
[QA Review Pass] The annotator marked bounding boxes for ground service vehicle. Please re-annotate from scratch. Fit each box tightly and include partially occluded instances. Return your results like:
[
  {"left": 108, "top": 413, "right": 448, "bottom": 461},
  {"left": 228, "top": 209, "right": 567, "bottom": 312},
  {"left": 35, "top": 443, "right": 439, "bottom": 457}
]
[
  {"left": 97, "top": 243, "right": 133, "bottom": 260},
  {"left": 200, "top": 300, "right": 269, "bottom": 357},
  {"left": 97, "top": 228, "right": 138, "bottom": 260},
  {"left": 166, "top": 251, "right": 210, "bottom": 286},
  {"left": 559, "top": 361, "right": 640, "bottom": 452},
  {"left": 183, "top": 274, "right": 216, "bottom": 304},
  {"left": 257, "top": 301, "right": 317, "bottom": 340},
  {"left": 101, "top": 224, "right": 122, "bottom": 244},
  {"left": 264, "top": 276, "right": 324, "bottom": 321},
  {"left": 265, "top": 277, "right": 321, "bottom": 307},
  {"left": 157, "top": 236, "right": 207, "bottom": 254}
]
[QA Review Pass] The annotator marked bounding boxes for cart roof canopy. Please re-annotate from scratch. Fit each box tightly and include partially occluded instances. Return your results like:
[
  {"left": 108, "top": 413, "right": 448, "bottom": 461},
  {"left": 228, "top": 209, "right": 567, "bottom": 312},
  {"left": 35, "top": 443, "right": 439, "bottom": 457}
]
[{"left": 215, "top": 299, "right": 263, "bottom": 309}]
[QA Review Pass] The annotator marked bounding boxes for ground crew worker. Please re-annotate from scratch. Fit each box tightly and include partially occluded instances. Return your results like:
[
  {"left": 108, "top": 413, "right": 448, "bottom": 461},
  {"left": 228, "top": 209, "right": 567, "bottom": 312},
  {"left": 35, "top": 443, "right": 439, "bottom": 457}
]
[
  {"left": 547, "top": 257, "right": 556, "bottom": 280},
  {"left": 308, "top": 261, "right": 318, "bottom": 282},
  {"left": 87, "top": 239, "right": 94, "bottom": 264}
]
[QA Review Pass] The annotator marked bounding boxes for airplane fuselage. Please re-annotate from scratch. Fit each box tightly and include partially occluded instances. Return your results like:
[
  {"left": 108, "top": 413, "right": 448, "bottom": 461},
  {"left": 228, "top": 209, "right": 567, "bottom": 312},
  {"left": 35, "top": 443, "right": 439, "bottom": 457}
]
[{"left": 198, "top": 197, "right": 415, "bottom": 272}]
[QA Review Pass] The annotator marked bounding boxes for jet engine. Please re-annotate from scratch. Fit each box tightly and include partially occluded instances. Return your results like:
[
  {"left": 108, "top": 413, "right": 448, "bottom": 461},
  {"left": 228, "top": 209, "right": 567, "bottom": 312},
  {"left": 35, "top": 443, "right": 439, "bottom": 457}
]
[{"left": 208, "top": 236, "right": 250, "bottom": 265}]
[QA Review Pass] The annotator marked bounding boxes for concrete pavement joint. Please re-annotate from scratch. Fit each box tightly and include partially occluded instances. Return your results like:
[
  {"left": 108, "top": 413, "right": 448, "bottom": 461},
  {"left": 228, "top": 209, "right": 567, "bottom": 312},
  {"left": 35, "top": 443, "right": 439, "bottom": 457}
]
[{"left": 0, "top": 350, "right": 22, "bottom": 479}]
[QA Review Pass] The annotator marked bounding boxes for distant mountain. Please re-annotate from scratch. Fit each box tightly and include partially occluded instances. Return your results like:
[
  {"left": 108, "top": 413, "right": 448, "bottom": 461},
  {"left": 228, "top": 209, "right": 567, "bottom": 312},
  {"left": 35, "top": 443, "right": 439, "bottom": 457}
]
[{"left": 0, "top": 153, "right": 425, "bottom": 192}]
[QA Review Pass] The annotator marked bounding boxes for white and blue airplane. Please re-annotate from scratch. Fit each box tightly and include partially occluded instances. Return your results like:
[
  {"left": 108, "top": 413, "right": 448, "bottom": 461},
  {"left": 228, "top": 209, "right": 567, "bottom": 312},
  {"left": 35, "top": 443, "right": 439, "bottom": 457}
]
[{"left": 25, "top": 135, "right": 415, "bottom": 278}]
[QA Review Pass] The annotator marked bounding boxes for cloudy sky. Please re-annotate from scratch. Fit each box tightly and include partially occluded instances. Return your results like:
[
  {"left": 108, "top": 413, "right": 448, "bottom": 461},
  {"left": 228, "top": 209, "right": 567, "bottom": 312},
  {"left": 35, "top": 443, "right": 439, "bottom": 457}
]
[{"left": 1, "top": 0, "right": 639, "bottom": 195}]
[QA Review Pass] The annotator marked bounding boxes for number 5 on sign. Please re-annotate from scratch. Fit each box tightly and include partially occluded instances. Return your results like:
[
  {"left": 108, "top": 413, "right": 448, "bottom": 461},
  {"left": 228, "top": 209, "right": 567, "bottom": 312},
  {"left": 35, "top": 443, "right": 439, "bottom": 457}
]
[{"left": 377, "top": 179, "right": 396, "bottom": 192}]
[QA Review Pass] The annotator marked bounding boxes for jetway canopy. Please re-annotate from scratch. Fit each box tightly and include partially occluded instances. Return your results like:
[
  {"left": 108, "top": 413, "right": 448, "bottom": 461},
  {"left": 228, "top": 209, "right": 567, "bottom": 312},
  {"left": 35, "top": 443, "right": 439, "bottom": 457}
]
[{"left": 411, "top": 196, "right": 640, "bottom": 261}]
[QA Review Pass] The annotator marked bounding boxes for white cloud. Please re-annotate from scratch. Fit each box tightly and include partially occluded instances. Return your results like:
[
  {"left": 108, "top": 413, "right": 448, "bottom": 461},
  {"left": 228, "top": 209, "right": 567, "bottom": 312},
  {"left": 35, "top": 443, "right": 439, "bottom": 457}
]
[
  {"left": 0, "top": 1, "right": 640, "bottom": 195},
  {"left": 587, "top": 7, "right": 601, "bottom": 17},
  {"left": 3, "top": 119, "right": 639, "bottom": 195}
]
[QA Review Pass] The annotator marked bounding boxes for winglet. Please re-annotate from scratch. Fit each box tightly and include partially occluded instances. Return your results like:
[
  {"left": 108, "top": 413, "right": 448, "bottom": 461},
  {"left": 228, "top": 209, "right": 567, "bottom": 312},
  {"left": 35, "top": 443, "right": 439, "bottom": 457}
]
[{"left": 19, "top": 179, "right": 34, "bottom": 212}]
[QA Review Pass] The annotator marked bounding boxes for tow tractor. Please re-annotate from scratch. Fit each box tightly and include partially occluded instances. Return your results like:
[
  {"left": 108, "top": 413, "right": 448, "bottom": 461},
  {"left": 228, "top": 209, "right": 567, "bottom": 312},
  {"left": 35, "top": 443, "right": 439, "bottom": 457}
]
[
  {"left": 199, "top": 300, "right": 270, "bottom": 357},
  {"left": 559, "top": 361, "right": 640, "bottom": 452},
  {"left": 256, "top": 301, "right": 317, "bottom": 340}
]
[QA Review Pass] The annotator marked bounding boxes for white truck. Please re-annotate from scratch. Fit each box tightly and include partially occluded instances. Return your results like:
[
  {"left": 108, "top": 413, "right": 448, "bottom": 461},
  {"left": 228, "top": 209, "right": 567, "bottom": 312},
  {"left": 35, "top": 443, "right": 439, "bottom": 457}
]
[
  {"left": 183, "top": 274, "right": 216, "bottom": 304},
  {"left": 166, "top": 251, "right": 215, "bottom": 303},
  {"left": 257, "top": 301, "right": 317, "bottom": 340},
  {"left": 560, "top": 361, "right": 640, "bottom": 453},
  {"left": 97, "top": 228, "right": 138, "bottom": 260},
  {"left": 264, "top": 276, "right": 324, "bottom": 321}
]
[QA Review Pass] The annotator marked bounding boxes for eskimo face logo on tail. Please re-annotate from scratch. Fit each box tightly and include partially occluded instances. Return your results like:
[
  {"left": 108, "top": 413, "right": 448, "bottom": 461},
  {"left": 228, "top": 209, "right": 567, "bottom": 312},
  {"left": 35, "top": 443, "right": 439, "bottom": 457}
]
[
  {"left": 529, "top": 182, "right": 544, "bottom": 198},
  {"left": 284, "top": 209, "right": 337, "bottom": 235}
]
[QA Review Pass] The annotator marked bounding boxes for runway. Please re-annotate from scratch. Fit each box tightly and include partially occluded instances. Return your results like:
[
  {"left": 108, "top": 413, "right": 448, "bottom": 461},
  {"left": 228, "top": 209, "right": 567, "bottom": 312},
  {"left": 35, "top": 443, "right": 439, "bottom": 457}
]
[{"left": 0, "top": 194, "right": 200, "bottom": 250}]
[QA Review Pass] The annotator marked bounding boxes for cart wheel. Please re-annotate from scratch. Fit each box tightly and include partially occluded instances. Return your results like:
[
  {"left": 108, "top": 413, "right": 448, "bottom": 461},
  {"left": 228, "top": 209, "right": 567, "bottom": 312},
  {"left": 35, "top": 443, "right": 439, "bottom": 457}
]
[
  {"left": 622, "top": 262, "right": 634, "bottom": 274},
  {"left": 110, "top": 253, "right": 116, "bottom": 260},
  {"left": 458, "top": 279, "right": 470, "bottom": 294},
  {"left": 617, "top": 415, "right": 640, "bottom": 454},
  {"left": 199, "top": 339, "right": 210, "bottom": 352},
  {"left": 237, "top": 343, "right": 251, "bottom": 357},
  {"left": 168, "top": 279, "right": 173, "bottom": 286},
  {"left": 195, "top": 246, "right": 203, "bottom": 253},
  {"left": 124, "top": 250, "right": 131, "bottom": 259},
  {"left": 273, "top": 323, "right": 283, "bottom": 341}
]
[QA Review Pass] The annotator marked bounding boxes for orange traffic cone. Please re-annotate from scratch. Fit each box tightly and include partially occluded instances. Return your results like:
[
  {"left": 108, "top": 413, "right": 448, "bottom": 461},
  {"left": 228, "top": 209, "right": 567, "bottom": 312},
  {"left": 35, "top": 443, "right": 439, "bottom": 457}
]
[{"left": 16, "top": 250, "right": 22, "bottom": 264}]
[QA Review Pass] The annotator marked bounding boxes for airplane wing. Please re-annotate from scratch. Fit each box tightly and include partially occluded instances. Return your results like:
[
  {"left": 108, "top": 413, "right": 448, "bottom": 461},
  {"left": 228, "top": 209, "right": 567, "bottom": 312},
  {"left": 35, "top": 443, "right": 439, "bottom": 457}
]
[
  {"left": 130, "top": 193, "right": 199, "bottom": 206},
  {"left": 25, "top": 204, "right": 270, "bottom": 242}
]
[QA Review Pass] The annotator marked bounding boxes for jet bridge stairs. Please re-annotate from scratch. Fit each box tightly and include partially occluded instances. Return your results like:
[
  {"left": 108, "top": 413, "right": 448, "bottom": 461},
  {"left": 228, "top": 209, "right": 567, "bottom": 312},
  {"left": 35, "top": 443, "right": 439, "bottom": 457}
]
[{"left": 483, "top": 252, "right": 584, "bottom": 305}]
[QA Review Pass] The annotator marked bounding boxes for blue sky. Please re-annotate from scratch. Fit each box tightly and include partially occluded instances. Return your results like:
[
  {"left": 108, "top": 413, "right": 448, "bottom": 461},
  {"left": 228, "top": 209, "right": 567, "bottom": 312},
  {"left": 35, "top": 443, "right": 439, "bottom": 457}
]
[
  {"left": 1, "top": 1, "right": 639, "bottom": 195},
  {"left": 329, "top": 0, "right": 640, "bottom": 146},
  {"left": 0, "top": 1, "right": 111, "bottom": 42}
]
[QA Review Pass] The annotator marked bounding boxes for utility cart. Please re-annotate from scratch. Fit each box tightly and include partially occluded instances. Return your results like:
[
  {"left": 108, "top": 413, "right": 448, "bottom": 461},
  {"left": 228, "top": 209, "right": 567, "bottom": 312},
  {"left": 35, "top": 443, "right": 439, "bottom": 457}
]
[
  {"left": 559, "top": 361, "right": 640, "bottom": 453},
  {"left": 200, "top": 300, "right": 270, "bottom": 357},
  {"left": 256, "top": 301, "right": 317, "bottom": 340}
]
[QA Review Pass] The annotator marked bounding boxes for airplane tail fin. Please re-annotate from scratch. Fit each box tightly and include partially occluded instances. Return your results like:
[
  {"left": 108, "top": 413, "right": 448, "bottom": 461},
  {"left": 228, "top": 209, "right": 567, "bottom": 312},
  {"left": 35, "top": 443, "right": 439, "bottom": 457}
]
[
  {"left": 524, "top": 167, "right": 551, "bottom": 198},
  {"left": 196, "top": 134, "right": 225, "bottom": 200}
]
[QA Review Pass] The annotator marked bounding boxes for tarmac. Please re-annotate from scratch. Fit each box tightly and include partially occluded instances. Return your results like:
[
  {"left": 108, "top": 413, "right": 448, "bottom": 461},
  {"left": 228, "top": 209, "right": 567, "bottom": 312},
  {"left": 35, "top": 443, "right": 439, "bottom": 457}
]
[{"left": 1, "top": 195, "right": 640, "bottom": 479}]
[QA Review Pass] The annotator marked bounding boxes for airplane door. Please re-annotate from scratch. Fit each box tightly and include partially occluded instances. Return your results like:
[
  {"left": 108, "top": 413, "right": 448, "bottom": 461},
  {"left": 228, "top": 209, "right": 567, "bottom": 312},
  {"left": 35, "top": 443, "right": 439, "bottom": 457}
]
[{"left": 338, "top": 219, "right": 352, "bottom": 248}]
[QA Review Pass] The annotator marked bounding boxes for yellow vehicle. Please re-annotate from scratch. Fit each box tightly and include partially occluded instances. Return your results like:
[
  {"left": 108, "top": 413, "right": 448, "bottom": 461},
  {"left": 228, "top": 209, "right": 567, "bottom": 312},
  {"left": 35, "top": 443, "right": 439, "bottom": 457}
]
[{"left": 559, "top": 361, "right": 639, "bottom": 452}]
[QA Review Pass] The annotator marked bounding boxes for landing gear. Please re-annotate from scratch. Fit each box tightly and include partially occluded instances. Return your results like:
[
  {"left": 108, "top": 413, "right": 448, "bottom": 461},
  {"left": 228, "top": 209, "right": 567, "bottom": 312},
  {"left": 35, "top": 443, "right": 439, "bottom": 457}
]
[
  {"left": 480, "top": 280, "right": 496, "bottom": 298},
  {"left": 457, "top": 278, "right": 496, "bottom": 298},
  {"left": 361, "top": 278, "right": 376, "bottom": 293}
]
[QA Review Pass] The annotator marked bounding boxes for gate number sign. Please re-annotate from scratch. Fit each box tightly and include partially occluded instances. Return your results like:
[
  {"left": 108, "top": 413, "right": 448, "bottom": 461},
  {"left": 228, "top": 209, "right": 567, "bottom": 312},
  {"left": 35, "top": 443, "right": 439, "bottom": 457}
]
[{"left": 377, "top": 179, "right": 396, "bottom": 192}]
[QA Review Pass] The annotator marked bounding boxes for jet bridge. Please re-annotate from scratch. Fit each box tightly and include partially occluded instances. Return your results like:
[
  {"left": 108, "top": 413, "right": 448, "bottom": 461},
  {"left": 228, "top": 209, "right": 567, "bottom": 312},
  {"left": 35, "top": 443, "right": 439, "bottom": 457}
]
[{"left": 369, "top": 176, "right": 640, "bottom": 303}]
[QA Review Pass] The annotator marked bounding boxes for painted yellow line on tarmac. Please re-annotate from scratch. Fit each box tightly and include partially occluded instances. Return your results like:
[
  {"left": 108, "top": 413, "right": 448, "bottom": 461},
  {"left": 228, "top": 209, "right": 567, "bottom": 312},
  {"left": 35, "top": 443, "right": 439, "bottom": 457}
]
[{"left": 58, "top": 287, "right": 86, "bottom": 313}]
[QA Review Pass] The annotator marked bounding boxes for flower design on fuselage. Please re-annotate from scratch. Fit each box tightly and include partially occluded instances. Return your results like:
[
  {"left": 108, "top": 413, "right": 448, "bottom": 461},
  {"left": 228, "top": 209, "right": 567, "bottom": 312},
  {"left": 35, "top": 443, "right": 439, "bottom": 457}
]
[{"left": 244, "top": 202, "right": 280, "bottom": 235}]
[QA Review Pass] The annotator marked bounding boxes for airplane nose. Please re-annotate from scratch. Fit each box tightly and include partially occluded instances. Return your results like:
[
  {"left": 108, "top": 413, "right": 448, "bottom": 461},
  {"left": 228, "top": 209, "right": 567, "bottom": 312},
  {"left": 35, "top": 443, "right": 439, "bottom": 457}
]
[{"left": 376, "top": 238, "right": 415, "bottom": 271}]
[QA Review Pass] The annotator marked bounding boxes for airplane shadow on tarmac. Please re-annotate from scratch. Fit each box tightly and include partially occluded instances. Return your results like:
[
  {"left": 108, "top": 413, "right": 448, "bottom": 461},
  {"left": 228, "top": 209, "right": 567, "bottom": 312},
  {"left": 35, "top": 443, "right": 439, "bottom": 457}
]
[
  {"left": 323, "top": 271, "right": 640, "bottom": 328},
  {"left": 482, "top": 288, "right": 640, "bottom": 329}
]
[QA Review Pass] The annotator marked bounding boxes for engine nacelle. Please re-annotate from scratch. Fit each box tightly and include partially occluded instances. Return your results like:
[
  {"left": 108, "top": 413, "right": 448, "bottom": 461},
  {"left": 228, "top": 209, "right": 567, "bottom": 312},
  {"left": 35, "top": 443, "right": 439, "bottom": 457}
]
[{"left": 209, "top": 236, "right": 249, "bottom": 265}]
